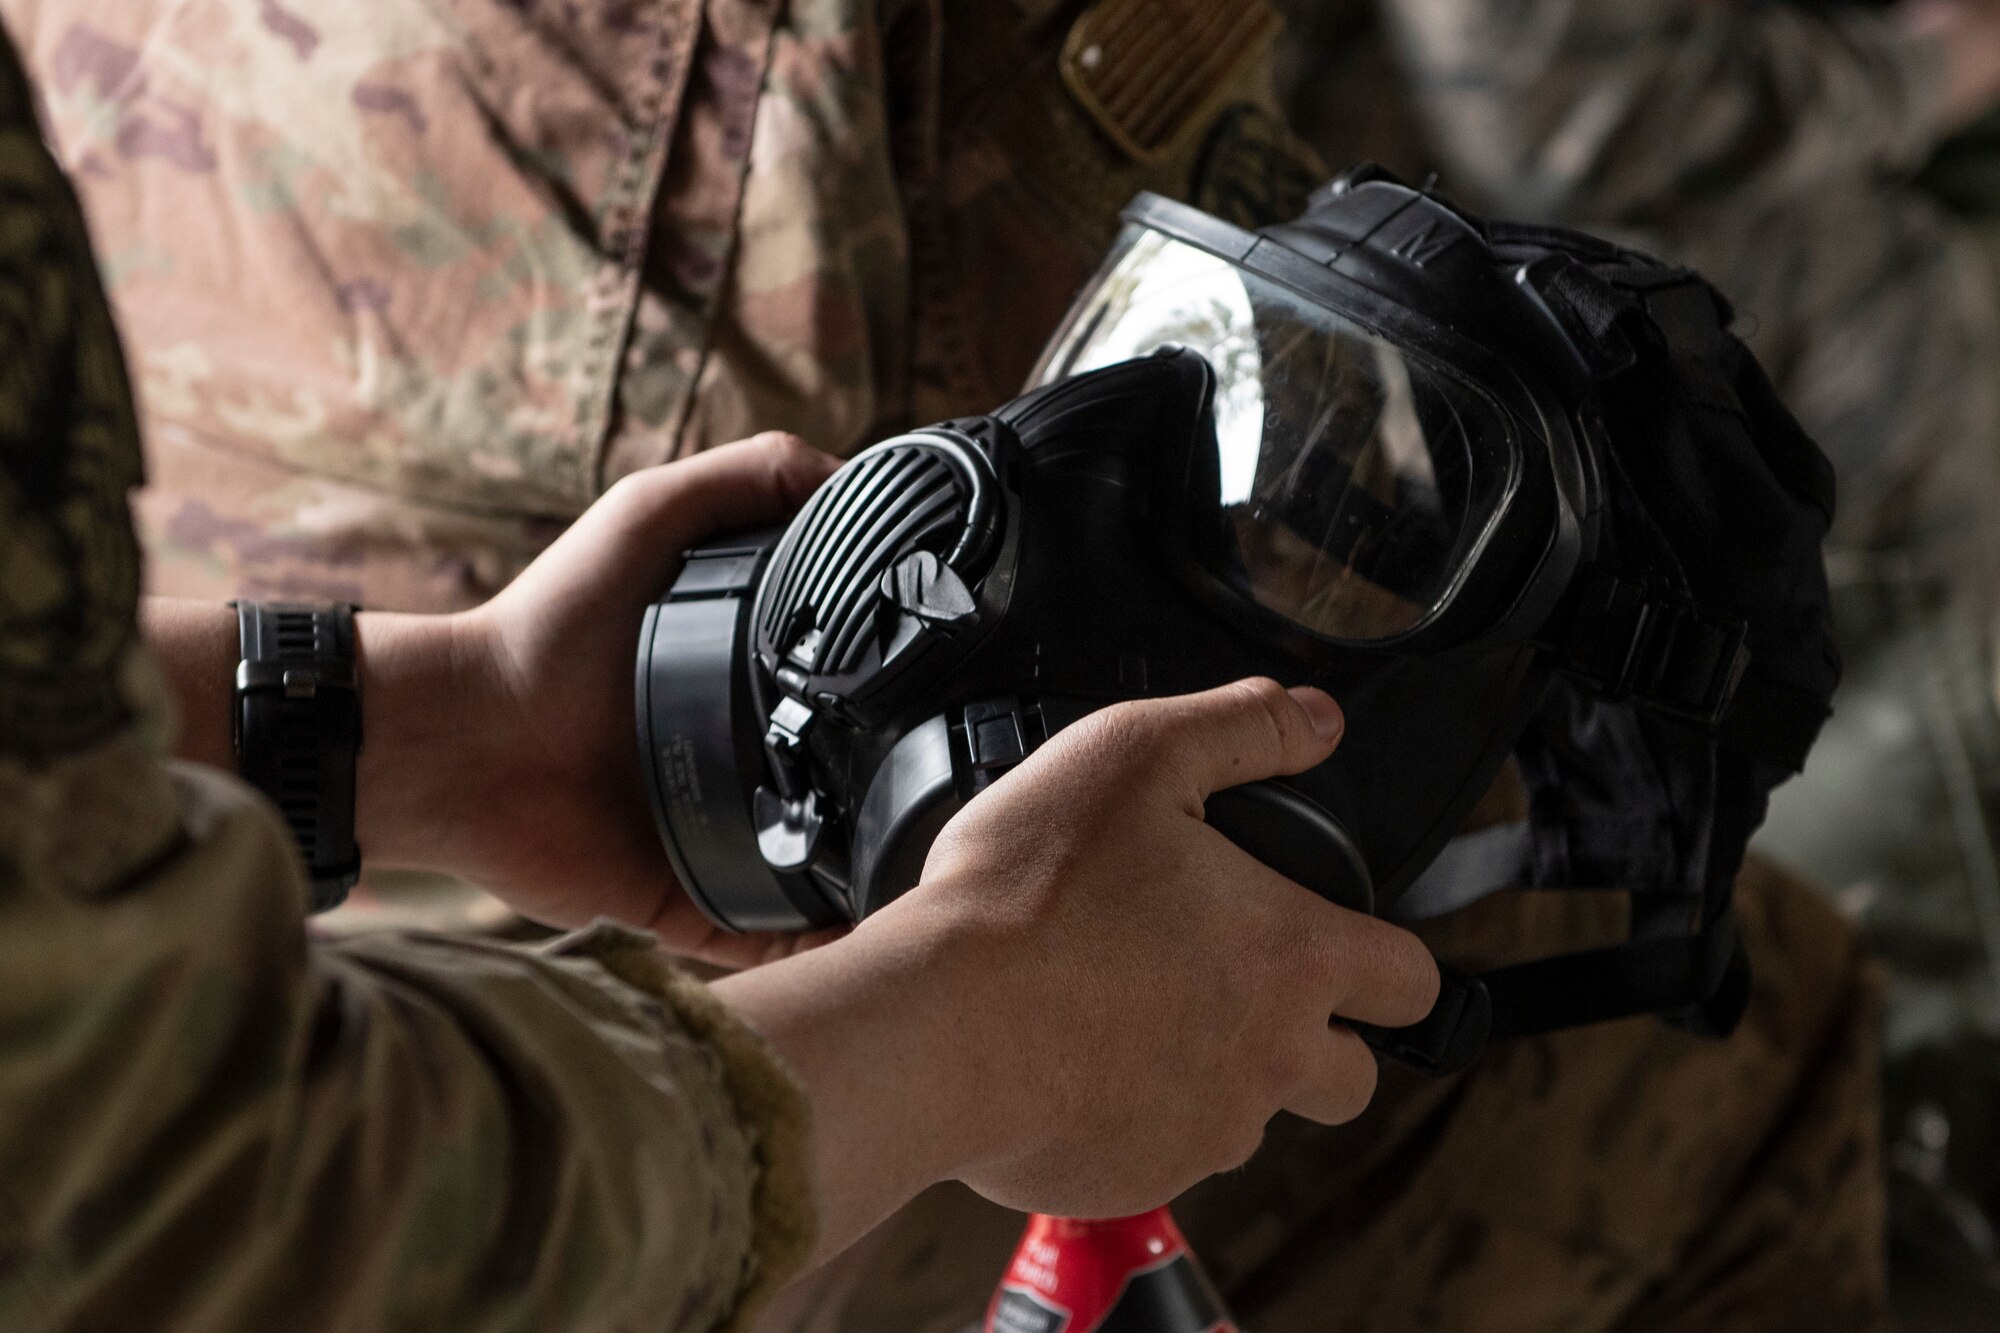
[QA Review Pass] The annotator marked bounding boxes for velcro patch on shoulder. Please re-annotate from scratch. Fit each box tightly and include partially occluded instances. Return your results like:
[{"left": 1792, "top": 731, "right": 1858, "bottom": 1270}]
[{"left": 1059, "top": 0, "right": 1282, "bottom": 164}]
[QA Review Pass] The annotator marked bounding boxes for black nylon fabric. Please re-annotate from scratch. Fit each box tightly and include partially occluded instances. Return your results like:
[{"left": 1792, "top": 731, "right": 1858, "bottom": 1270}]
[
  {"left": 1212, "top": 172, "right": 1846, "bottom": 1055},
  {"left": 1485, "top": 221, "right": 1841, "bottom": 1034}
]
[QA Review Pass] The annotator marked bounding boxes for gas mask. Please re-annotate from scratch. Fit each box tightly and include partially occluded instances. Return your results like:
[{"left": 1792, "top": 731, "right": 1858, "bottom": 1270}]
[{"left": 636, "top": 170, "right": 1841, "bottom": 1072}]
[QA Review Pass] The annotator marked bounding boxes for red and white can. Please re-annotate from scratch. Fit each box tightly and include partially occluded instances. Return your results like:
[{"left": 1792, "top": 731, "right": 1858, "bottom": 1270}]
[{"left": 983, "top": 1210, "right": 1241, "bottom": 1333}]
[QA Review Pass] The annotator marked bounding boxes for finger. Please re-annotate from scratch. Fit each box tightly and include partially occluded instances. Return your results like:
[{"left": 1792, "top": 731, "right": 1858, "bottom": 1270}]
[
  {"left": 1280, "top": 1024, "right": 1380, "bottom": 1126},
  {"left": 504, "top": 433, "right": 836, "bottom": 608},
  {"left": 516, "top": 430, "right": 844, "bottom": 608},
  {"left": 1112, "top": 678, "right": 1344, "bottom": 808},
  {"left": 1191, "top": 827, "right": 1440, "bottom": 1027},
  {"left": 1302, "top": 903, "right": 1441, "bottom": 1028},
  {"left": 1176, "top": 822, "right": 1439, "bottom": 1029},
  {"left": 593, "top": 433, "right": 839, "bottom": 590}
]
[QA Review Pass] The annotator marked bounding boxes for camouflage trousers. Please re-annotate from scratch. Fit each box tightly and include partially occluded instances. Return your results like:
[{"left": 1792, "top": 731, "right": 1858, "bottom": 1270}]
[{"left": 757, "top": 856, "right": 1887, "bottom": 1333}]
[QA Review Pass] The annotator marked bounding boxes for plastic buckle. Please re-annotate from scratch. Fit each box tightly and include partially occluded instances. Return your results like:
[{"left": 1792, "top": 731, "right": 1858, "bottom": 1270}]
[
  {"left": 1559, "top": 570, "right": 1748, "bottom": 726},
  {"left": 1514, "top": 253, "right": 1639, "bottom": 382},
  {"left": 956, "top": 698, "right": 1048, "bottom": 795},
  {"left": 1353, "top": 969, "right": 1492, "bottom": 1077}
]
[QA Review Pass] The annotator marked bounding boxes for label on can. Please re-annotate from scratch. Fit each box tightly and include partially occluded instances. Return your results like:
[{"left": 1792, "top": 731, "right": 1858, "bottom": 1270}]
[
  {"left": 990, "top": 1286, "right": 1072, "bottom": 1333},
  {"left": 984, "top": 1212, "right": 1240, "bottom": 1333}
]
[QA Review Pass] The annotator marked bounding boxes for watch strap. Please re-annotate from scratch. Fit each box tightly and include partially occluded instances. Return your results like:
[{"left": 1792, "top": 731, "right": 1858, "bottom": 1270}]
[{"left": 234, "top": 602, "right": 362, "bottom": 911}]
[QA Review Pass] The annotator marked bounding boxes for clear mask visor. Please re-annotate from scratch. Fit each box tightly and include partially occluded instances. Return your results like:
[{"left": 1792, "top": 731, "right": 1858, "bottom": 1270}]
[{"left": 1034, "top": 225, "right": 1515, "bottom": 643}]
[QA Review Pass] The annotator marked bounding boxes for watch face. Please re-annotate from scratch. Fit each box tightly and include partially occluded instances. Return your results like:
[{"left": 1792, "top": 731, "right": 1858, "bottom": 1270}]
[{"left": 0, "top": 49, "right": 145, "bottom": 758}]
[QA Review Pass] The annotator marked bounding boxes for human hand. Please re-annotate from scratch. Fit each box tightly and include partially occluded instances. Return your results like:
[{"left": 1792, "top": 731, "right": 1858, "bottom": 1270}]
[
  {"left": 712, "top": 679, "right": 1441, "bottom": 1257},
  {"left": 357, "top": 434, "right": 838, "bottom": 964},
  {"left": 912, "top": 679, "right": 1441, "bottom": 1215},
  {"left": 1901, "top": 0, "right": 2000, "bottom": 131}
]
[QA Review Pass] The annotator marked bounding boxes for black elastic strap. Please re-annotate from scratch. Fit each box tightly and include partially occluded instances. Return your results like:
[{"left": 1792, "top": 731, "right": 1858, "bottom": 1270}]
[
  {"left": 1552, "top": 567, "right": 1748, "bottom": 725},
  {"left": 234, "top": 602, "right": 362, "bottom": 912},
  {"left": 1480, "top": 917, "right": 1745, "bottom": 1041},
  {"left": 1358, "top": 918, "right": 1747, "bottom": 1076},
  {"left": 1547, "top": 567, "right": 1823, "bottom": 772}
]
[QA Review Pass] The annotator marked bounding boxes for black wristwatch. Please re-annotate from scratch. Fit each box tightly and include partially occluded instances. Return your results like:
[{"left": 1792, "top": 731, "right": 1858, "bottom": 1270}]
[{"left": 233, "top": 602, "right": 363, "bottom": 912}]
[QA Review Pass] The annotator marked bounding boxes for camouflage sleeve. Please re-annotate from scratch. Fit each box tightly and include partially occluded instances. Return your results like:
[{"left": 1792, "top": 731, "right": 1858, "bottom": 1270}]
[
  {"left": 1379, "top": 0, "right": 1951, "bottom": 222},
  {"left": 0, "top": 20, "right": 814, "bottom": 1329},
  {"left": 1, "top": 762, "right": 817, "bottom": 1332}
]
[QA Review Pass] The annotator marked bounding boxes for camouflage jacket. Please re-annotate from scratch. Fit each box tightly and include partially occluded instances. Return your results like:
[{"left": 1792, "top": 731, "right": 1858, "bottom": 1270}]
[
  {"left": 6, "top": 0, "right": 1324, "bottom": 612},
  {"left": 0, "top": 24, "right": 815, "bottom": 1330},
  {"left": 1366, "top": 0, "right": 2000, "bottom": 583}
]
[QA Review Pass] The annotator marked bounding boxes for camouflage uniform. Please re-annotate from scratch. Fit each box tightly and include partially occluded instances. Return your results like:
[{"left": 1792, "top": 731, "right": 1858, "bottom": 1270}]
[
  {"left": 0, "top": 25, "right": 816, "bottom": 1330},
  {"left": 4, "top": 0, "right": 1323, "bottom": 612},
  {"left": 1, "top": 2, "right": 1892, "bottom": 1328}
]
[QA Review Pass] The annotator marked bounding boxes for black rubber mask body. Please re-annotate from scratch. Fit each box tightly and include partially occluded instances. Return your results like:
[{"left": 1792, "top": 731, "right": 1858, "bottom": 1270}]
[
  {"left": 636, "top": 173, "right": 1841, "bottom": 1075},
  {"left": 637, "top": 349, "right": 1568, "bottom": 935}
]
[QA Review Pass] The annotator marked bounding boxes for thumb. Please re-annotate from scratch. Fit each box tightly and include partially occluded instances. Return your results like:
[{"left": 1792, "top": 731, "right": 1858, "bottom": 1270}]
[
  {"left": 1118, "top": 678, "right": 1345, "bottom": 809},
  {"left": 617, "top": 431, "right": 838, "bottom": 557},
  {"left": 551, "top": 432, "right": 839, "bottom": 605}
]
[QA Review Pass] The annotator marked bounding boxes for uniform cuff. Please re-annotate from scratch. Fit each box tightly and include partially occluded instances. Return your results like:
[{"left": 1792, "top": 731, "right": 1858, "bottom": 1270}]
[{"left": 552, "top": 924, "right": 819, "bottom": 1331}]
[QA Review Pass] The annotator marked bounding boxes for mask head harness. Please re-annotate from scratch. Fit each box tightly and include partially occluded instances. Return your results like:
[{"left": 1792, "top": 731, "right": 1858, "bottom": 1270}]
[{"left": 637, "top": 167, "right": 1839, "bottom": 1074}]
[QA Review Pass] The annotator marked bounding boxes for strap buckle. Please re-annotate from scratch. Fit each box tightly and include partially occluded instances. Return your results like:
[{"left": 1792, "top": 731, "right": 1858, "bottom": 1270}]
[
  {"left": 1354, "top": 969, "right": 1492, "bottom": 1077},
  {"left": 1556, "top": 569, "right": 1749, "bottom": 726},
  {"left": 1359, "top": 920, "right": 1751, "bottom": 1077}
]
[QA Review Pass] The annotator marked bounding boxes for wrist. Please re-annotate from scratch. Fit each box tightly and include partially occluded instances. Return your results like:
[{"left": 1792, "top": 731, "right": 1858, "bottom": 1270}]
[
  {"left": 711, "top": 892, "right": 1024, "bottom": 1256},
  {"left": 352, "top": 610, "right": 478, "bottom": 868},
  {"left": 860, "top": 887, "right": 1073, "bottom": 1174},
  {"left": 142, "top": 596, "right": 237, "bottom": 769}
]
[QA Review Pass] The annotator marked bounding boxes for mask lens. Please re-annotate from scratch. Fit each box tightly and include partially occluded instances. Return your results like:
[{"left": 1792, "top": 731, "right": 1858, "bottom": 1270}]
[{"left": 1038, "top": 227, "right": 1515, "bottom": 642}]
